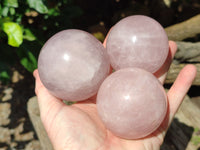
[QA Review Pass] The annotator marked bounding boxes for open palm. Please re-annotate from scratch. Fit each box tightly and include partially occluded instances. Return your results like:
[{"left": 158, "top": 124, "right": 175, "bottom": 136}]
[{"left": 34, "top": 40, "right": 196, "bottom": 150}]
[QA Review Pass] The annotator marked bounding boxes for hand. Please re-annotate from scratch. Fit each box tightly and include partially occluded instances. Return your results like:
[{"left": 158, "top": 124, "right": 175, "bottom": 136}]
[{"left": 33, "top": 38, "right": 196, "bottom": 150}]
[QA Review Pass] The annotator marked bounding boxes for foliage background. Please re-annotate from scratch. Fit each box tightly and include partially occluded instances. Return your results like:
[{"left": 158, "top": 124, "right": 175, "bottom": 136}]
[{"left": 0, "top": 0, "right": 83, "bottom": 83}]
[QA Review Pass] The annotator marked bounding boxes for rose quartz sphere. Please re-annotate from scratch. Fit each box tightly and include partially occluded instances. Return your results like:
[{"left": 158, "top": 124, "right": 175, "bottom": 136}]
[
  {"left": 106, "top": 15, "right": 169, "bottom": 73},
  {"left": 38, "top": 29, "right": 110, "bottom": 101},
  {"left": 97, "top": 68, "right": 167, "bottom": 139}
]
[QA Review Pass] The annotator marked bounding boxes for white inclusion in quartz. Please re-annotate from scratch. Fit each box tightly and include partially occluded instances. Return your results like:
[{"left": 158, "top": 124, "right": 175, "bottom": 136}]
[
  {"left": 131, "top": 36, "right": 137, "bottom": 43},
  {"left": 124, "top": 95, "right": 130, "bottom": 100},
  {"left": 63, "top": 53, "right": 70, "bottom": 61}
]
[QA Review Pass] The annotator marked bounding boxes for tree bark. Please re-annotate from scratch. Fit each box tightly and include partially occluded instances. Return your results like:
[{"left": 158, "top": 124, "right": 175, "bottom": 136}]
[
  {"left": 161, "top": 95, "right": 200, "bottom": 150},
  {"left": 165, "top": 63, "right": 200, "bottom": 85},
  {"left": 165, "top": 15, "right": 200, "bottom": 41},
  {"left": 174, "top": 41, "right": 200, "bottom": 63}
]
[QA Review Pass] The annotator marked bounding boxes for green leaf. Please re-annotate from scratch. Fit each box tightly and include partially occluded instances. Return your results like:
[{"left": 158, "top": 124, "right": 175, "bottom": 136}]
[
  {"left": 0, "top": 4, "right": 2, "bottom": 17},
  {"left": 4, "top": 0, "right": 18, "bottom": 8},
  {"left": 63, "top": 100, "right": 76, "bottom": 105},
  {"left": 0, "top": 71, "right": 10, "bottom": 79},
  {"left": 0, "top": 70, "right": 10, "bottom": 84},
  {"left": 20, "top": 51, "right": 37, "bottom": 72},
  {"left": 0, "top": 62, "right": 11, "bottom": 79},
  {"left": 192, "top": 136, "right": 200, "bottom": 145},
  {"left": 17, "top": 46, "right": 37, "bottom": 73},
  {"left": 93, "top": 32, "right": 105, "bottom": 42},
  {"left": 9, "top": 7, "right": 15, "bottom": 15},
  {"left": 2, "top": 22, "right": 23, "bottom": 47},
  {"left": 0, "top": 17, "right": 12, "bottom": 25},
  {"left": 1, "top": 7, "right": 9, "bottom": 17},
  {"left": 27, "top": 50, "right": 37, "bottom": 67},
  {"left": 16, "top": 40, "right": 41, "bottom": 72},
  {"left": 27, "top": 0, "right": 48, "bottom": 14},
  {"left": 48, "top": 8, "right": 60, "bottom": 16},
  {"left": 23, "top": 28, "right": 36, "bottom": 41}
]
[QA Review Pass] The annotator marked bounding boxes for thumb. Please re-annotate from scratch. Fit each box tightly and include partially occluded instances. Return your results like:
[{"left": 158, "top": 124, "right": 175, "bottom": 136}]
[{"left": 33, "top": 69, "right": 64, "bottom": 120}]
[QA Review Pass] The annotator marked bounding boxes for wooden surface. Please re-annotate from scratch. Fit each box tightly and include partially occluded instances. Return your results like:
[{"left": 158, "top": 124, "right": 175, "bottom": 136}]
[
  {"left": 164, "top": 15, "right": 200, "bottom": 86},
  {"left": 174, "top": 42, "right": 200, "bottom": 63},
  {"left": 27, "top": 96, "right": 54, "bottom": 150},
  {"left": 165, "top": 63, "right": 200, "bottom": 85},
  {"left": 175, "top": 96, "right": 200, "bottom": 149},
  {"left": 161, "top": 95, "right": 200, "bottom": 150},
  {"left": 165, "top": 41, "right": 200, "bottom": 85},
  {"left": 165, "top": 14, "right": 200, "bottom": 41}
]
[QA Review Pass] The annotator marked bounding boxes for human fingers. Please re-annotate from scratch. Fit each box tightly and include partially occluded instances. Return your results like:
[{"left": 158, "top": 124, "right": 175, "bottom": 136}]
[
  {"left": 154, "top": 41, "right": 177, "bottom": 84},
  {"left": 152, "top": 64, "right": 196, "bottom": 139},
  {"left": 33, "top": 69, "right": 64, "bottom": 118},
  {"left": 167, "top": 64, "right": 197, "bottom": 123},
  {"left": 103, "top": 29, "right": 111, "bottom": 47}
]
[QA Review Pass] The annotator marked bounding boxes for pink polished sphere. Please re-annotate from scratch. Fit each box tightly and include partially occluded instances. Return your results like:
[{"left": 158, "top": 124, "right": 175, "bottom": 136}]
[
  {"left": 38, "top": 29, "right": 110, "bottom": 101},
  {"left": 106, "top": 15, "right": 169, "bottom": 73},
  {"left": 97, "top": 68, "right": 167, "bottom": 139}
]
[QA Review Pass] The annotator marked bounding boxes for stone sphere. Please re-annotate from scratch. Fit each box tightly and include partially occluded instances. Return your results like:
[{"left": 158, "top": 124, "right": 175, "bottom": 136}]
[
  {"left": 106, "top": 15, "right": 169, "bottom": 73},
  {"left": 97, "top": 68, "right": 167, "bottom": 139},
  {"left": 38, "top": 29, "right": 110, "bottom": 101}
]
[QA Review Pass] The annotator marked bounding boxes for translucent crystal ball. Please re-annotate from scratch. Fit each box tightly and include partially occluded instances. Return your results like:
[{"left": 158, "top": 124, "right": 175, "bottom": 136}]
[
  {"left": 97, "top": 68, "right": 167, "bottom": 139},
  {"left": 106, "top": 15, "right": 169, "bottom": 73},
  {"left": 38, "top": 29, "right": 110, "bottom": 101}
]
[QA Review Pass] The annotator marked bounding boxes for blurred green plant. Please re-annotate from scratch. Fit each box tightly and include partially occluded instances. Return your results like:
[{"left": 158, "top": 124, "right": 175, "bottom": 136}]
[
  {"left": 191, "top": 128, "right": 200, "bottom": 146},
  {"left": 0, "top": 0, "right": 82, "bottom": 83}
]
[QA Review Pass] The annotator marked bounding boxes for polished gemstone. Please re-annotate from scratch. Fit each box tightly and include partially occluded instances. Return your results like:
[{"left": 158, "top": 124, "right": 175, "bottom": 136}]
[
  {"left": 106, "top": 15, "right": 169, "bottom": 73},
  {"left": 97, "top": 68, "right": 167, "bottom": 139},
  {"left": 38, "top": 29, "right": 110, "bottom": 101}
]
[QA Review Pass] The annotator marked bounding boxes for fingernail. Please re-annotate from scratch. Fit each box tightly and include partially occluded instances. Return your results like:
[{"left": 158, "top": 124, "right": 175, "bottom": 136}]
[{"left": 33, "top": 70, "right": 37, "bottom": 78}]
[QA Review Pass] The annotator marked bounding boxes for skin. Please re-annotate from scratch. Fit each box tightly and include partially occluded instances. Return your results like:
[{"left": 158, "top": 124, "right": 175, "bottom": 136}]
[{"left": 33, "top": 37, "right": 197, "bottom": 150}]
